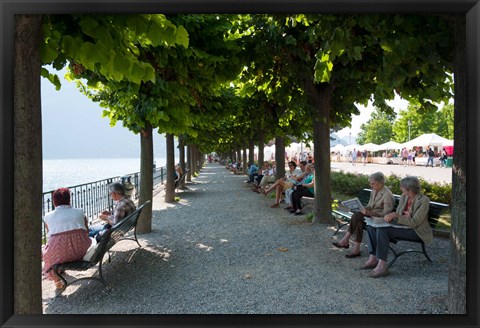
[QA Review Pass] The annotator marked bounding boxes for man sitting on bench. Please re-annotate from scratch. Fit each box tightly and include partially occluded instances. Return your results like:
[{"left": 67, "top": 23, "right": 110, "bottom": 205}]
[{"left": 89, "top": 182, "right": 136, "bottom": 241}]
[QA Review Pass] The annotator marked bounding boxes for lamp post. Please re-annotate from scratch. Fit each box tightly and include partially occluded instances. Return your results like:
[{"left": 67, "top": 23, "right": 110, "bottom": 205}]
[
  {"left": 407, "top": 119, "right": 412, "bottom": 141},
  {"left": 349, "top": 132, "right": 352, "bottom": 145}
]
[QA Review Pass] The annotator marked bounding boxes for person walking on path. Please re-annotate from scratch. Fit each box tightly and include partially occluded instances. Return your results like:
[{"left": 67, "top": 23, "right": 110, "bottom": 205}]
[
  {"left": 401, "top": 147, "right": 409, "bottom": 166},
  {"left": 426, "top": 148, "right": 435, "bottom": 167},
  {"left": 351, "top": 149, "right": 357, "bottom": 166}
]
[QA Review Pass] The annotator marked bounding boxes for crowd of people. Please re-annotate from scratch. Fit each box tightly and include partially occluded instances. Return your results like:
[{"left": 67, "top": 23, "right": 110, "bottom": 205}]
[
  {"left": 42, "top": 182, "right": 136, "bottom": 293},
  {"left": 244, "top": 160, "right": 315, "bottom": 216},
  {"left": 333, "top": 146, "right": 451, "bottom": 168}
]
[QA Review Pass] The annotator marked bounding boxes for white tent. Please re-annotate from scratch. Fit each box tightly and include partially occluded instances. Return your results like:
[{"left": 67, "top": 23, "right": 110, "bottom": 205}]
[
  {"left": 344, "top": 144, "right": 360, "bottom": 151},
  {"left": 376, "top": 141, "right": 404, "bottom": 151},
  {"left": 360, "top": 143, "right": 380, "bottom": 152},
  {"left": 442, "top": 139, "right": 454, "bottom": 147},
  {"left": 264, "top": 145, "right": 276, "bottom": 160},
  {"left": 330, "top": 144, "right": 345, "bottom": 152},
  {"left": 402, "top": 133, "right": 451, "bottom": 149}
]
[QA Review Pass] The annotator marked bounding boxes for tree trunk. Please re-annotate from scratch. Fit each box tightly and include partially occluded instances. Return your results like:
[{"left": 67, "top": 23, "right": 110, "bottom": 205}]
[
  {"left": 165, "top": 133, "right": 176, "bottom": 203},
  {"left": 248, "top": 139, "right": 255, "bottom": 164},
  {"left": 13, "top": 14, "right": 43, "bottom": 314},
  {"left": 178, "top": 136, "right": 187, "bottom": 189},
  {"left": 137, "top": 123, "right": 153, "bottom": 234},
  {"left": 306, "top": 81, "right": 334, "bottom": 224},
  {"left": 186, "top": 144, "right": 192, "bottom": 182},
  {"left": 275, "top": 136, "right": 285, "bottom": 180},
  {"left": 192, "top": 144, "right": 199, "bottom": 173},
  {"left": 258, "top": 131, "right": 265, "bottom": 170},
  {"left": 236, "top": 148, "right": 241, "bottom": 165},
  {"left": 242, "top": 144, "right": 247, "bottom": 174},
  {"left": 447, "top": 14, "right": 467, "bottom": 314}
]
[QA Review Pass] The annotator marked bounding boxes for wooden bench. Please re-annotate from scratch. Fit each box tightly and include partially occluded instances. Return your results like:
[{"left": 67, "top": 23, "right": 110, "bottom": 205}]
[
  {"left": 48, "top": 201, "right": 150, "bottom": 292},
  {"left": 331, "top": 188, "right": 449, "bottom": 268}
]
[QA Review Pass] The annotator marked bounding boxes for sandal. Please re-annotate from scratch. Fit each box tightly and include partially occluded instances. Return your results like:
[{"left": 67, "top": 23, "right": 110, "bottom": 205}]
[
  {"left": 270, "top": 203, "right": 280, "bottom": 208},
  {"left": 367, "top": 269, "right": 390, "bottom": 278},
  {"left": 359, "top": 263, "right": 378, "bottom": 270},
  {"left": 332, "top": 241, "right": 349, "bottom": 249},
  {"left": 54, "top": 280, "right": 66, "bottom": 291},
  {"left": 345, "top": 252, "right": 362, "bottom": 258}
]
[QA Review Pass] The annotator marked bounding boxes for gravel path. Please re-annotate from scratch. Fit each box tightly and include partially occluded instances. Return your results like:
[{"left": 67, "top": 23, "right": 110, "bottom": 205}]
[{"left": 42, "top": 163, "right": 450, "bottom": 314}]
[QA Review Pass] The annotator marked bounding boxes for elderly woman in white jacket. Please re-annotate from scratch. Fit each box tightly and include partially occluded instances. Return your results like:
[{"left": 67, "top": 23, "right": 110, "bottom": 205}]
[{"left": 362, "top": 176, "right": 432, "bottom": 278}]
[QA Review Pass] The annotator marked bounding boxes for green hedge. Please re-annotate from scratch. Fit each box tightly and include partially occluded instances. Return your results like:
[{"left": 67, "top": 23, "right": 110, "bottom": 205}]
[{"left": 331, "top": 171, "right": 451, "bottom": 205}]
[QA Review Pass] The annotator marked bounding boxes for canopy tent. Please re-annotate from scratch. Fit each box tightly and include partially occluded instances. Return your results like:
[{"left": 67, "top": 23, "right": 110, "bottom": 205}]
[
  {"left": 330, "top": 144, "right": 345, "bottom": 152},
  {"left": 376, "top": 141, "right": 404, "bottom": 151},
  {"left": 359, "top": 143, "right": 380, "bottom": 152},
  {"left": 344, "top": 144, "right": 361, "bottom": 151},
  {"left": 263, "top": 145, "right": 276, "bottom": 161},
  {"left": 402, "top": 133, "right": 451, "bottom": 149},
  {"left": 442, "top": 139, "right": 454, "bottom": 147}
]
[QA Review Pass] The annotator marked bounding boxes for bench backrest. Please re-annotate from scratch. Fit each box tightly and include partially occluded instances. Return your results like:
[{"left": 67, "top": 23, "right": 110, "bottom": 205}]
[
  {"left": 89, "top": 200, "right": 150, "bottom": 264},
  {"left": 361, "top": 188, "right": 449, "bottom": 229},
  {"left": 357, "top": 189, "right": 372, "bottom": 207}
]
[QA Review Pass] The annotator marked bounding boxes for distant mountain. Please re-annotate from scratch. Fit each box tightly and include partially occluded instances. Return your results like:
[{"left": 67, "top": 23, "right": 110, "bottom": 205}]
[{"left": 330, "top": 132, "right": 356, "bottom": 147}]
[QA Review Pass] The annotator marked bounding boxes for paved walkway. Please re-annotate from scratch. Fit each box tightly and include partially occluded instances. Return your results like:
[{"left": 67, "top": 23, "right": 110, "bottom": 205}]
[{"left": 331, "top": 161, "right": 452, "bottom": 184}]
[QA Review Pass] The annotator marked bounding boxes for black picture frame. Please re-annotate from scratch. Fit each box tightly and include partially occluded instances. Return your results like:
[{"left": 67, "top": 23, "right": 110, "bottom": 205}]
[{"left": 1, "top": 1, "right": 479, "bottom": 327}]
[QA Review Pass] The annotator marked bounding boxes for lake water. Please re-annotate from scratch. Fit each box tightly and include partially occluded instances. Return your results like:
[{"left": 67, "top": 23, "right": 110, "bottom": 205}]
[{"left": 43, "top": 157, "right": 166, "bottom": 192}]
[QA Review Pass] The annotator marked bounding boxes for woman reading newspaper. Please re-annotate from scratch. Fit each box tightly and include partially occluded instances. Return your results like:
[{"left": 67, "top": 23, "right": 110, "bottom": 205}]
[
  {"left": 332, "top": 172, "right": 395, "bottom": 258},
  {"left": 361, "top": 176, "right": 432, "bottom": 278}
]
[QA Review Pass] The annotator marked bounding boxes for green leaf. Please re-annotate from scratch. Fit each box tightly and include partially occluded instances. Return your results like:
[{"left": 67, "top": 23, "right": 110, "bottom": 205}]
[
  {"left": 40, "top": 40, "right": 58, "bottom": 64},
  {"left": 61, "top": 35, "right": 78, "bottom": 58},
  {"left": 284, "top": 35, "right": 296, "bottom": 46},
  {"left": 78, "top": 16, "right": 100, "bottom": 38},
  {"left": 41, "top": 68, "right": 62, "bottom": 90},
  {"left": 176, "top": 25, "right": 189, "bottom": 48}
]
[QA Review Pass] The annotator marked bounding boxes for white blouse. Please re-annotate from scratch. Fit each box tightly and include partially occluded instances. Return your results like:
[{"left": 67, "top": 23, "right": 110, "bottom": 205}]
[{"left": 43, "top": 205, "right": 87, "bottom": 238}]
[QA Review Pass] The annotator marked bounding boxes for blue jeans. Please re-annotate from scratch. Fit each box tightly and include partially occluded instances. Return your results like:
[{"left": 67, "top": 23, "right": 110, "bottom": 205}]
[
  {"left": 426, "top": 156, "right": 434, "bottom": 167},
  {"left": 88, "top": 223, "right": 109, "bottom": 238}
]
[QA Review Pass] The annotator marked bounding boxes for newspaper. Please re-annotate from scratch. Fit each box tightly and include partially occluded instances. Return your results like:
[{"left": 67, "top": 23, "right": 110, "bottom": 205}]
[
  {"left": 340, "top": 197, "right": 364, "bottom": 213},
  {"left": 364, "top": 217, "right": 412, "bottom": 229}
]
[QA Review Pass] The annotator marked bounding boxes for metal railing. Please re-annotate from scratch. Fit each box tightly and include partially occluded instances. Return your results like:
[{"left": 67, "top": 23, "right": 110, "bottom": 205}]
[{"left": 42, "top": 166, "right": 167, "bottom": 242}]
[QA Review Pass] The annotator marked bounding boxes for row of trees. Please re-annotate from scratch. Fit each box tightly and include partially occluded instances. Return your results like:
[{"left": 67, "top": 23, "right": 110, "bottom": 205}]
[
  {"left": 356, "top": 102, "right": 454, "bottom": 145},
  {"left": 12, "top": 13, "right": 467, "bottom": 315}
]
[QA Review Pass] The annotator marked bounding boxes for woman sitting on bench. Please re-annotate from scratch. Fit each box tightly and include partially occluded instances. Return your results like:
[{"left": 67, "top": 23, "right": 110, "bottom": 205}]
[
  {"left": 332, "top": 171, "right": 395, "bottom": 258},
  {"left": 263, "top": 161, "right": 302, "bottom": 208},
  {"left": 42, "top": 188, "right": 92, "bottom": 292},
  {"left": 362, "top": 176, "right": 432, "bottom": 278},
  {"left": 289, "top": 164, "right": 315, "bottom": 216}
]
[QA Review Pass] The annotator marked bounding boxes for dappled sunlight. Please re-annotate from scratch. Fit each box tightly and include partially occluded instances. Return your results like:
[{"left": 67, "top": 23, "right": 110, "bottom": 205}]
[
  {"left": 141, "top": 243, "right": 173, "bottom": 261},
  {"left": 196, "top": 243, "right": 213, "bottom": 251}
]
